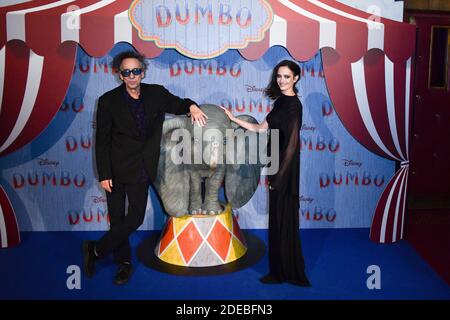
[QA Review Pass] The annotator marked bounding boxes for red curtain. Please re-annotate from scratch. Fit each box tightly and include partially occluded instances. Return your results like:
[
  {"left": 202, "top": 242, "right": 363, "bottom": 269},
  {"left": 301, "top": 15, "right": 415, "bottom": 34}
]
[{"left": 322, "top": 48, "right": 414, "bottom": 242}]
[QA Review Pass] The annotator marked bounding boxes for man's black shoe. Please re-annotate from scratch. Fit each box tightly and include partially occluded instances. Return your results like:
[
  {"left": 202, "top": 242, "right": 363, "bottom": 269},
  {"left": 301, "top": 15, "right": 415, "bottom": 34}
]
[
  {"left": 82, "top": 240, "right": 96, "bottom": 277},
  {"left": 114, "top": 263, "right": 133, "bottom": 285}
]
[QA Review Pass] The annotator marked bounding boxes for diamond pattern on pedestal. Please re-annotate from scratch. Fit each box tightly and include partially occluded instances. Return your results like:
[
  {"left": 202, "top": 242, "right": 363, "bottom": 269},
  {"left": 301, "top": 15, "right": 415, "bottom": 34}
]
[
  {"left": 194, "top": 218, "right": 216, "bottom": 238},
  {"left": 177, "top": 221, "right": 203, "bottom": 264},
  {"left": 207, "top": 220, "right": 232, "bottom": 262},
  {"left": 226, "top": 237, "right": 247, "bottom": 263},
  {"left": 158, "top": 240, "right": 184, "bottom": 266},
  {"left": 173, "top": 215, "right": 191, "bottom": 236},
  {"left": 158, "top": 217, "right": 175, "bottom": 255},
  {"left": 189, "top": 243, "right": 223, "bottom": 266},
  {"left": 155, "top": 205, "right": 247, "bottom": 267}
]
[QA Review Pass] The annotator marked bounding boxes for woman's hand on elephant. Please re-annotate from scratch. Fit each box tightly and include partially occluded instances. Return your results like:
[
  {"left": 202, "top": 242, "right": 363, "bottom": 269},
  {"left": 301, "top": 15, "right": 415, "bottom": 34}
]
[
  {"left": 220, "top": 106, "right": 236, "bottom": 122},
  {"left": 189, "top": 104, "right": 208, "bottom": 127},
  {"left": 100, "top": 179, "right": 113, "bottom": 193}
]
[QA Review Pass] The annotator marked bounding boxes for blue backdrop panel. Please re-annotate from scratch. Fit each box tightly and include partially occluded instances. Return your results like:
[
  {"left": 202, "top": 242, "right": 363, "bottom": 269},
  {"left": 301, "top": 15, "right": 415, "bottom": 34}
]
[{"left": 0, "top": 43, "right": 394, "bottom": 231}]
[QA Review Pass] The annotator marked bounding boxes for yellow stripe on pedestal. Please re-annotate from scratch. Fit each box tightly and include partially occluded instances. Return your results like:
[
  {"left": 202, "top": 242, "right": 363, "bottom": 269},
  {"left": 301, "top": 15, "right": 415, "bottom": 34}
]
[
  {"left": 217, "top": 204, "right": 233, "bottom": 232},
  {"left": 173, "top": 215, "right": 192, "bottom": 236},
  {"left": 226, "top": 236, "right": 247, "bottom": 262},
  {"left": 159, "top": 240, "right": 186, "bottom": 266}
]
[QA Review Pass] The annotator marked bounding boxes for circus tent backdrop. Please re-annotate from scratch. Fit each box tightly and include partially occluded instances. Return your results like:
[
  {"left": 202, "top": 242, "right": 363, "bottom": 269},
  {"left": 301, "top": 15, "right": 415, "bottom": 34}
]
[{"left": 0, "top": 0, "right": 416, "bottom": 247}]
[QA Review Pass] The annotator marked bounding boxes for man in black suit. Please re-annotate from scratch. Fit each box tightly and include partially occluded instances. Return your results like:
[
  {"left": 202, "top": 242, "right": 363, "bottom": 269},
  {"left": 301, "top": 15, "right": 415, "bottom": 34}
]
[{"left": 83, "top": 50, "right": 207, "bottom": 285}]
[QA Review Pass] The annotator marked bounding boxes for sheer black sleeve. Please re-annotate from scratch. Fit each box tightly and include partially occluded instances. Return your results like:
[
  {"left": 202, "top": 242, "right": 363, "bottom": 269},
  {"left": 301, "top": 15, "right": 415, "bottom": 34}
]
[{"left": 269, "top": 102, "right": 301, "bottom": 197}]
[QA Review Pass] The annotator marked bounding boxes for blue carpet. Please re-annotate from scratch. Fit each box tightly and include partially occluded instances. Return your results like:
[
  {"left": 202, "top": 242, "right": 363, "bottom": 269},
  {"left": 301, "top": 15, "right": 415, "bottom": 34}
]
[{"left": 0, "top": 229, "right": 449, "bottom": 300}]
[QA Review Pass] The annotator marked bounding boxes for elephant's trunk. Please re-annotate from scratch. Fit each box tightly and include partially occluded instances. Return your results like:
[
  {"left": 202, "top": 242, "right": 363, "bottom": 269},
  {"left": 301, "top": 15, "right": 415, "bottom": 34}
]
[{"left": 209, "top": 141, "right": 219, "bottom": 169}]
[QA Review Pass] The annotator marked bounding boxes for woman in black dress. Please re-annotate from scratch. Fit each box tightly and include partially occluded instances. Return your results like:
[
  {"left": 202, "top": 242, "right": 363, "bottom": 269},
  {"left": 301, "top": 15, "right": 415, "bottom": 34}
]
[{"left": 221, "top": 60, "right": 310, "bottom": 286}]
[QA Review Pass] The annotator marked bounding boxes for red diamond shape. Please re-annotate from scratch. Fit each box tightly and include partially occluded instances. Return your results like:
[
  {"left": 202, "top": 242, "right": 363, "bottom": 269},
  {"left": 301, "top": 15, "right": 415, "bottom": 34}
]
[
  {"left": 159, "top": 218, "right": 174, "bottom": 254},
  {"left": 177, "top": 222, "right": 203, "bottom": 263},
  {"left": 207, "top": 221, "right": 232, "bottom": 261}
]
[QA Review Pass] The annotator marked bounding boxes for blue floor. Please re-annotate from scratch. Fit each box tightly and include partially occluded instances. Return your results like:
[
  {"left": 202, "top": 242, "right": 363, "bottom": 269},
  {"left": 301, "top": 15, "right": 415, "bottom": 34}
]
[{"left": 0, "top": 229, "right": 449, "bottom": 300}]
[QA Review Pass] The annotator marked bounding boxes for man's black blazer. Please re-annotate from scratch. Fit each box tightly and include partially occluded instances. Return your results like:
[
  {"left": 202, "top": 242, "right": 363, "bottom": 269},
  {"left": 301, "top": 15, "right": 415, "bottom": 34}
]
[{"left": 95, "top": 83, "right": 195, "bottom": 184}]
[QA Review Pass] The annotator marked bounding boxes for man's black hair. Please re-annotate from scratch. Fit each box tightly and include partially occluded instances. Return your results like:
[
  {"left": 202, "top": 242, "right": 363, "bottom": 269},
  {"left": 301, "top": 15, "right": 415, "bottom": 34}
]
[{"left": 112, "top": 51, "right": 148, "bottom": 71}]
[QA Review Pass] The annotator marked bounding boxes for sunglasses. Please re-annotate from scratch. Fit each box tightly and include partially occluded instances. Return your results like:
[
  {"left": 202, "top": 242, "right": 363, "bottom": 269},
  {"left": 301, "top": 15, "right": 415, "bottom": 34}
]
[{"left": 120, "top": 68, "right": 143, "bottom": 77}]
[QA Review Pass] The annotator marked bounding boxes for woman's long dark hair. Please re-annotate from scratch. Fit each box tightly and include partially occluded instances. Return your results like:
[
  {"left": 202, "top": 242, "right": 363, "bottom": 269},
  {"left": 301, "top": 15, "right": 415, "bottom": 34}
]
[{"left": 264, "top": 60, "right": 301, "bottom": 100}]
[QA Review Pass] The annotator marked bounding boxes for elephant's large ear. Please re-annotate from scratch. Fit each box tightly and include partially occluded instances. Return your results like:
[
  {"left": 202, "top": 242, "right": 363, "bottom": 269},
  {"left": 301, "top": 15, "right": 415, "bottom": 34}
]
[
  {"left": 154, "top": 117, "right": 190, "bottom": 217},
  {"left": 225, "top": 115, "right": 265, "bottom": 208}
]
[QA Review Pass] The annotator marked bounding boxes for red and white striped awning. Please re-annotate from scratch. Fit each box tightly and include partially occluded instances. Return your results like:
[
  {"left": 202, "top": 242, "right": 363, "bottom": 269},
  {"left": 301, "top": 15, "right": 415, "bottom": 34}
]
[
  {"left": 0, "top": 0, "right": 417, "bottom": 155},
  {"left": 1, "top": 0, "right": 163, "bottom": 58},
  {"left": 0, "top": 0, "right": 417, "bottom": 246},
  {"left": 242, "top": 0, "right": 415, "bottom": 62},
  {"left": 1, "top": 0, "right": 415, "bottom": 61},
  {"left": 0, "top": 185, "right": 20, "bottom": 248}
]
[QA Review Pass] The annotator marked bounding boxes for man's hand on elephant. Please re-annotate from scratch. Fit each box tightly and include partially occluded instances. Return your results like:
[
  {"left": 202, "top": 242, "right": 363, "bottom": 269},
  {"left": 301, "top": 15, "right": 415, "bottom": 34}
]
[
  {"left": 100, "top": 179, "right": 113, "bottom": 193},
  {"left": 189, "top": 104, "right": 208, "bottom": 127}
]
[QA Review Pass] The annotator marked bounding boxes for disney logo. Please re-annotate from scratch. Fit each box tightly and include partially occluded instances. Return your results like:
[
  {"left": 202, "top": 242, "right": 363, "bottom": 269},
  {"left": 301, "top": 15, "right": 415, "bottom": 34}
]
[
  {"left": 37, "top": 158, "right": 59, "bottom": 167},
  {"left": 244, "top": 85, "right": 265, "bottom": 93},
  {"left": 91, "top": 196, "right": 107, "bottom": 204},
  {"left": 299, "top": 195, "right": 314, "bottom": 203},
  {"left": 343, "top": 159, "right": 363, "bottom": 168},
  {"left": 301, "top": 124, "right": 316, "bottom": 132}
]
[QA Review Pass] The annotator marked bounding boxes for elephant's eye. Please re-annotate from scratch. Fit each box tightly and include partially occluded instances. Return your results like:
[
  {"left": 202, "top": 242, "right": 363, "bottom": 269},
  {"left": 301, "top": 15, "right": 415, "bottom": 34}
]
[{"left": 223, "top": 137, "right": 227, "bottom": 145}]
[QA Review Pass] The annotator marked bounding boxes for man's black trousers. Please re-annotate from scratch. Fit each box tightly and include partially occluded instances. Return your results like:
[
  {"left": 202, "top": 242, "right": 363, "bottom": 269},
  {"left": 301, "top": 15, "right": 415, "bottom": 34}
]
[{"left": 96, "top": 180, "right": 150, "bottom": 263}]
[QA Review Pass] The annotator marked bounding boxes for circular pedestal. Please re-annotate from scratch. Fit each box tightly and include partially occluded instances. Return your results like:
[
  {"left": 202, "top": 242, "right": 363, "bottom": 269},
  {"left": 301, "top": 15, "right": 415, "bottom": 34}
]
[{"left": 154, "top": 204, "right": 247, "bottom": 267}]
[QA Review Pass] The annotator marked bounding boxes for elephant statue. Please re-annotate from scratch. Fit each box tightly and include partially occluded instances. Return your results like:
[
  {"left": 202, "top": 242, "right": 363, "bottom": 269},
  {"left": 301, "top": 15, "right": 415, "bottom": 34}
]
[{"left": 154, "top": 104, "right": 266, "bottom": 217}]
